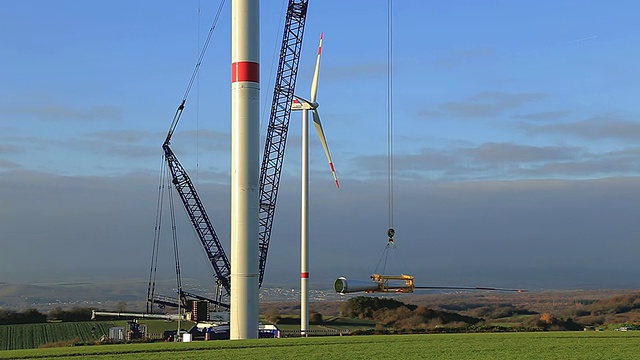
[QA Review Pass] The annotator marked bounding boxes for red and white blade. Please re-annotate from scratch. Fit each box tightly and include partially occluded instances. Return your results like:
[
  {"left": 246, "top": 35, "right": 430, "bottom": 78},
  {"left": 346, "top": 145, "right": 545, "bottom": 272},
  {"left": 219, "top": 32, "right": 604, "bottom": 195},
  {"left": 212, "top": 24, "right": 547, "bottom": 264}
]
[
  {"left": 310, "top": 32, "right": 323, "bottom": 104},
  {"left": 312, "top": 109, "right": 339, "bottom": 188}
]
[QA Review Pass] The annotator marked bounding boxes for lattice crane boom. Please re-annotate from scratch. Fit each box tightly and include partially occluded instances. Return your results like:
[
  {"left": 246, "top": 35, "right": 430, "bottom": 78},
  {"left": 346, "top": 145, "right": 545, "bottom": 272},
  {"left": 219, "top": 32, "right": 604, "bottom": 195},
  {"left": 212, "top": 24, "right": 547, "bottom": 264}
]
[
  {"left": 150, "top": 0, "right": 309, "bottom": 311},
  {"left": 163, "top": 143, "right": 232, "bottom": 296},
  {"left": 258, "top": 0, "right": 309, "bottom": 287}
]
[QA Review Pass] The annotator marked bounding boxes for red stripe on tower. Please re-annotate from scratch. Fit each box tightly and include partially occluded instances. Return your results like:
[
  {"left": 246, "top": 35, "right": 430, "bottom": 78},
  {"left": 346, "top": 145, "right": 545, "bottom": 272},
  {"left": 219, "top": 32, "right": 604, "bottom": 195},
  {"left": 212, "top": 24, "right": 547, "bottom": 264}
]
[
  {"left": 301, "top": 272, "right": 309, "bottom": 279},
  {"left": 232, "top": 61, "right": 260, "bottom": 83}
]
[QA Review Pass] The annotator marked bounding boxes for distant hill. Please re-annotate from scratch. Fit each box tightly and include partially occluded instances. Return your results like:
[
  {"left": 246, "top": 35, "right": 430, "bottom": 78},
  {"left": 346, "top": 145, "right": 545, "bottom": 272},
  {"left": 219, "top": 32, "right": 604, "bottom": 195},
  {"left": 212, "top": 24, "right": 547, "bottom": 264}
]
[
  {"left": 0, "top": 280, "right": 342, "bottom": 312},
  {"left": 0, "top": 281, "right": 151, "bottom": 311},
  {"left": 2, "top": 279, "right": 639, "bottom": 329}
]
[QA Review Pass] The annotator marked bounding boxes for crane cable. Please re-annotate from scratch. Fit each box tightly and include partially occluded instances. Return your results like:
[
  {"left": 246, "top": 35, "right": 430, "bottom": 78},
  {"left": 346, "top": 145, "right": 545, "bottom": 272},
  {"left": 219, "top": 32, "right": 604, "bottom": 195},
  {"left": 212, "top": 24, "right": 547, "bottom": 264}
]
[
  {"left": 196, "top": 0, "right": 201, "bottom": 185},
  {"left": 168, "top": 0, "right": 225, "bottom": 295},
  {"left": 164, "top": 0, "right": 226, "bottom": 144},
  {"left": 167, "top": 169, "right": 183, "bottom": 295},
  {"left": 386, "top": 0, "right": 394, "bottom": 238},
  {"left": 375, "top": 0, "right": 400, "bottom": 276},
  {"left": 148, "top": 0, "right": 225, "bottom": 311},
  {"left": 183, "top": 0, "right": 225, "bottom": 102},
  {"left": 146, "top": 157, "right": 167, "bottom": 313}
]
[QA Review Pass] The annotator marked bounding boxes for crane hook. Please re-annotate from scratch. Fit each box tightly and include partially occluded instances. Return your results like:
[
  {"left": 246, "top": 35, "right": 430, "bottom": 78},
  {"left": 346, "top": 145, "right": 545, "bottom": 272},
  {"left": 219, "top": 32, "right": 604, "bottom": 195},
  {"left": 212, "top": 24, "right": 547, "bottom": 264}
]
[{"left": 387, "top": 228, "right": 395, "bottom": 243}]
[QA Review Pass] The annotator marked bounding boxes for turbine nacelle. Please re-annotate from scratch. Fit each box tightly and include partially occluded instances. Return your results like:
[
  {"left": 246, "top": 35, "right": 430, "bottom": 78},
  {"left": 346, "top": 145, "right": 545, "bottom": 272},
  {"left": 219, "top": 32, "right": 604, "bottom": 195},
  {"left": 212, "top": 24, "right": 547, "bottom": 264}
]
[{"left": 291, "top": 96, "right": 318, "bottom": 111}]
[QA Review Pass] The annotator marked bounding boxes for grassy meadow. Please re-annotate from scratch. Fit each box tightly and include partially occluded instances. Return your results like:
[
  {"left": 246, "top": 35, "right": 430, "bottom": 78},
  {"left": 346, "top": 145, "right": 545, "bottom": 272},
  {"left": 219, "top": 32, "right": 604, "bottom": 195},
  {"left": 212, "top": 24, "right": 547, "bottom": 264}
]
[
  {"left": 1, "top": 331, "right": 638, "bottom": 360},
  {"left": 0, "top": 320, "right": 199, "bottom": 350},
  {"left": 0, "top": 322, "right": 116, "bottom": 351}
]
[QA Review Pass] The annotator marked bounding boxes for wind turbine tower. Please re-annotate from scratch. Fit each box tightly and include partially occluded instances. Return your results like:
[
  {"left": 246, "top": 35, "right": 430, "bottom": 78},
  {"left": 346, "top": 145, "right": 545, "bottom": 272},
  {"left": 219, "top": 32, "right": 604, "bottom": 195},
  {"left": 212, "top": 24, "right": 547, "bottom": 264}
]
[
  {"left": 292, "top": 32, "right": 340, "bottom": 335},
  {"left": 230, "top": 0, "right": 260, "bottom": 340}
]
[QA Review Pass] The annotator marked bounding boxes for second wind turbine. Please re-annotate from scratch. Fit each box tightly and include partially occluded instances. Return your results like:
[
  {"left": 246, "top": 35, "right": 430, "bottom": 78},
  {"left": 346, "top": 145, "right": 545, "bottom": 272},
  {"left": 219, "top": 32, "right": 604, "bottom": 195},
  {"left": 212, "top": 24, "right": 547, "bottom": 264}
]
[{"left": 291, "top": 32, "right": 340, "bottom": 335}]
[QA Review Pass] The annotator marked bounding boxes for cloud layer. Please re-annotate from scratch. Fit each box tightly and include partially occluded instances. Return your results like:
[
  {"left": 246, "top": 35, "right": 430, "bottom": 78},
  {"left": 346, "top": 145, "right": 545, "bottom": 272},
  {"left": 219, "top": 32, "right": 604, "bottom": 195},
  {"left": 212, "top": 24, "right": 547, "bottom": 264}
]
[{"left": 1, "top": 169, "right": 639, "bottom": 290}]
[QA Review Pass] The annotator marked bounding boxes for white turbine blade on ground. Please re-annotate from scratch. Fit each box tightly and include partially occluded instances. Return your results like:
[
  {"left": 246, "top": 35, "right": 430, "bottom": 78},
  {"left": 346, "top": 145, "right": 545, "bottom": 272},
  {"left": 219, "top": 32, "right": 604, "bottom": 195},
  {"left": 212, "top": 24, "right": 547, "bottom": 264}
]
[
  {"left": 414, "top": 285, "right": 526, "bottom": 293},
  {"left": 310, "top": 32, "right": 323, "bottom": 104},
  {"left": 312, "top": 109, "right": 339, "bottom": 188}
]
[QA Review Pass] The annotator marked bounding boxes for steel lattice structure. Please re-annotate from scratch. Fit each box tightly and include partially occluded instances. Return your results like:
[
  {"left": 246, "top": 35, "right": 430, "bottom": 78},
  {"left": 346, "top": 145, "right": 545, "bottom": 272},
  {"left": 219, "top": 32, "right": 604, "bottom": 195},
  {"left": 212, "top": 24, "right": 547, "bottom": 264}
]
[
  {"left": 257, "top": 0, "right": 309, "bottom": 287},
  {"left": 151, "top": 0, "right": 309, "bottom": 310}
]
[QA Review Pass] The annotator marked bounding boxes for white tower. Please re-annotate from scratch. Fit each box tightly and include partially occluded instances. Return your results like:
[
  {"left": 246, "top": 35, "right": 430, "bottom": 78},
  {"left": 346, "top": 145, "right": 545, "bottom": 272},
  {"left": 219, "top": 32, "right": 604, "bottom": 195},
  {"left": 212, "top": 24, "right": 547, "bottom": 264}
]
[
  {"left": 230, "top": 0, "right": 260, "bottom": 340},
  {"left": 292, "top": 33, "right": 340, "bottom": 335}
]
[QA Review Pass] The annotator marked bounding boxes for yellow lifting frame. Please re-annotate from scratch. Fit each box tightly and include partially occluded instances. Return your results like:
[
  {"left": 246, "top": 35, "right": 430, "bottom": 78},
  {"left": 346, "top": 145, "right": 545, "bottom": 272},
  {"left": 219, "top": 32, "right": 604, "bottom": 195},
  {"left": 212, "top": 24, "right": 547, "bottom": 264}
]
[{"left": 368, "top": 273, "right": 415, "bottom": 293}]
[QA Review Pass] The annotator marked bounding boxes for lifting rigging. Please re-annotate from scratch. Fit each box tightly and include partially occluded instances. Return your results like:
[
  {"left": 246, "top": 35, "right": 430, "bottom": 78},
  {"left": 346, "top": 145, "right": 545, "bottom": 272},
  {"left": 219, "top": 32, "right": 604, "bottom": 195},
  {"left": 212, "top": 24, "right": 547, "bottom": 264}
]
[
  {"left": 373, "top": 0, "right": 402, "bottom": 281},
  {"left": 147, "top": 0, "right": 310, "bottom": 313},
  {"left": 334, "top": 1, "right": 524, "bottom": 295}
]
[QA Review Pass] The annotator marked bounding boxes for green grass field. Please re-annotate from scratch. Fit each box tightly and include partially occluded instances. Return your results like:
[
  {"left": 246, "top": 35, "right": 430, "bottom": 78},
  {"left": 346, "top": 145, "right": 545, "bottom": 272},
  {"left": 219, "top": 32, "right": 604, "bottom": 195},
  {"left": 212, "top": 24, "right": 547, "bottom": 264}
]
[
  {"left": 272, "top": 315, "right": 376, "bottom": 332},
  {"left": 0, "top": 322, "right": 117, "bottom": 350},
  {"left": 0, "top": 331, "right": 638, "bottom": 360},
  {"left": 0, "top": 320, "right": 201, "bottom": 350}
]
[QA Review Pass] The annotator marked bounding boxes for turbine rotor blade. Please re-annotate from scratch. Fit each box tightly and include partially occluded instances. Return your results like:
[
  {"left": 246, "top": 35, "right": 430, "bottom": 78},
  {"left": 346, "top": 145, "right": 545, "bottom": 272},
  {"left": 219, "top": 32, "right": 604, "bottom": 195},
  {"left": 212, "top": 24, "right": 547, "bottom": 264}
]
[
  {"left": 312, "top": 109, "right": 339, "bottom": 188},
  {"left": 414, "top": 286, "right": 526, "bottom": 293},
  {"left": 310, "top": 32, "right": 323, "bottom": 104}
]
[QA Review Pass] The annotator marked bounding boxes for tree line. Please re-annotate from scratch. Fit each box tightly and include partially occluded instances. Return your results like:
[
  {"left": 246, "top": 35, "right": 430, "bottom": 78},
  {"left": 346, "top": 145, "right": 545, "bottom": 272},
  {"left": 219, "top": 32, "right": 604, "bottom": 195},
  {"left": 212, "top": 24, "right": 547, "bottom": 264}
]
[
  {"left": 0, "top": 307, "right": 93, "bottom": 325},
  {"left": 339, "top": 296, "right": 583, "bottom": 332}
]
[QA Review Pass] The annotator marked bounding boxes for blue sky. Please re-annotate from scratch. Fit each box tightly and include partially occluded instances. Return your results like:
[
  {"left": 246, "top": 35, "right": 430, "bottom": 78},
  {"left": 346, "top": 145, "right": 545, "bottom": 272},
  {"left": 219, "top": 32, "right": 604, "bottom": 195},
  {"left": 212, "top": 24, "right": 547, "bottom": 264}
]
[{"left": 1, "top": 1, "right": 640, "bottom": 291}]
